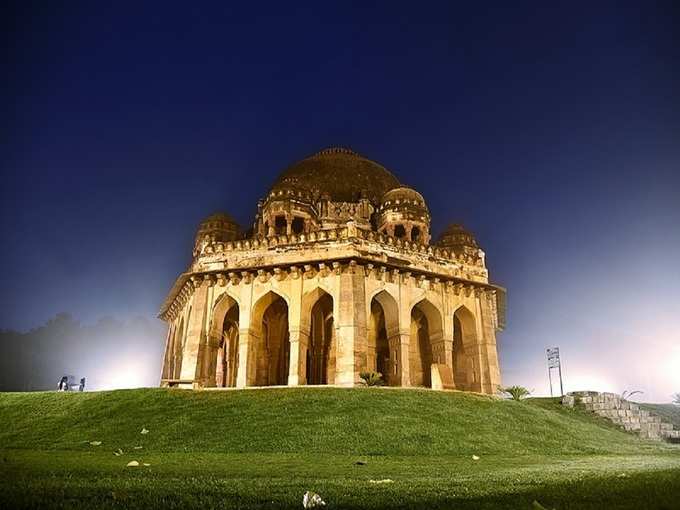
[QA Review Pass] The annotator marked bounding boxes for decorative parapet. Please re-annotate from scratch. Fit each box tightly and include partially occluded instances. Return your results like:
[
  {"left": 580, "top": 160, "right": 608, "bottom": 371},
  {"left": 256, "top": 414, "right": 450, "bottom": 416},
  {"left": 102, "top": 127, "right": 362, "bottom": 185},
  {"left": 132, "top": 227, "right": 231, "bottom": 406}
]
[
  {"left": 159, "top": 256, "right": 505, "bottom": 328},
  {"left": 194, "top": 224, "right": 487, "bottom": 273}
]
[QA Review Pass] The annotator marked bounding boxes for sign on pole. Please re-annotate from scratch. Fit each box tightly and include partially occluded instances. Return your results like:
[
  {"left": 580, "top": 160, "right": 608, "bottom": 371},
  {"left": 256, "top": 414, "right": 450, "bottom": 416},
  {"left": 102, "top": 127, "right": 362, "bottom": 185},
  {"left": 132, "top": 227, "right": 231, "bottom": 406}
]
[{"left": 546, "top": 347, "right": 564, "bottom": 397}]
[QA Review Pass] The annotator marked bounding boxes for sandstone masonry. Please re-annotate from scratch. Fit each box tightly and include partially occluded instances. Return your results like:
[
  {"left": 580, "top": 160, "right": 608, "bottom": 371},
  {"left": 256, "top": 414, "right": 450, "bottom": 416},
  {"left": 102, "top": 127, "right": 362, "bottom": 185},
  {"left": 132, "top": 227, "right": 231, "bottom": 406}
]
[
  {"left": 562, "top": 391, "right": 680, "bottom": 442},
  {"left": 159, "top": 148, "right": 505, "bottom": 392}
]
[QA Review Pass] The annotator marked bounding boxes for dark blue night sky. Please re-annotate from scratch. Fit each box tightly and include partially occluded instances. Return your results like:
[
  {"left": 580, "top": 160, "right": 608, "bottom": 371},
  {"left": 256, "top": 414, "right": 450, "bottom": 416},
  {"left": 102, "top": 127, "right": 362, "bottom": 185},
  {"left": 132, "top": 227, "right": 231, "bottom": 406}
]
[{"left": 2, "top": 2, "right": 679, "bottom": 398}]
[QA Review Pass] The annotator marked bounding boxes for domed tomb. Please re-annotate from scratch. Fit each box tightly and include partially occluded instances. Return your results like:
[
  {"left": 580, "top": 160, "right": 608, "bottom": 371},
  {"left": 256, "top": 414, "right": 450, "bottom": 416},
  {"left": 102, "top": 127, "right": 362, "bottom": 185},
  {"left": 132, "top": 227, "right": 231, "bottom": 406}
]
[{"left": 160, "top": 147, "right": 505, "bottom": 396}]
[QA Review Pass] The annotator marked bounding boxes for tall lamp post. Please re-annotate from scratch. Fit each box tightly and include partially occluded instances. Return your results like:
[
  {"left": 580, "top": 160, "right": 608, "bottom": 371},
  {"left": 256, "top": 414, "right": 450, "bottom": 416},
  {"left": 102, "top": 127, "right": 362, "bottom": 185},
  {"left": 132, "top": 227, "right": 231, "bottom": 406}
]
[{"left": 546, "top": 347, "right": 564, "bottom": 397}]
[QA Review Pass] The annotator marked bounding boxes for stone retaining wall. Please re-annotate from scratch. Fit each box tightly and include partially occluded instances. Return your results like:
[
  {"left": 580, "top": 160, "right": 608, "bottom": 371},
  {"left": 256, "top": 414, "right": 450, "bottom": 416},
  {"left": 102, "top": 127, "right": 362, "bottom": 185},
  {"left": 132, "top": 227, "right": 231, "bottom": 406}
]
[{"left": 562, "top": 391, "right": 680, "bottom": 442}]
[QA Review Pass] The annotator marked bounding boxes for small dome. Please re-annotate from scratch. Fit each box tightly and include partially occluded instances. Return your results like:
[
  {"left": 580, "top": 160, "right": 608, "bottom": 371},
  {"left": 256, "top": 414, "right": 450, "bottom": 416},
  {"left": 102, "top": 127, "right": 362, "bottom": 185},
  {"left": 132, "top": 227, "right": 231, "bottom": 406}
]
[
  {"left": 437, "top": 224, "right": 478, "bottom": 249},
  {"left": 270, "top": 147, "right": 401, "bottom": 203},
  {"left": 194, "top": 212, "right": 241, "bottom": 251},
  {"left": 380, "top": 186, "right": 428, "bottom": 211},
  {"left": 200, "top": 212, "right": 238, "bottom": 225}
]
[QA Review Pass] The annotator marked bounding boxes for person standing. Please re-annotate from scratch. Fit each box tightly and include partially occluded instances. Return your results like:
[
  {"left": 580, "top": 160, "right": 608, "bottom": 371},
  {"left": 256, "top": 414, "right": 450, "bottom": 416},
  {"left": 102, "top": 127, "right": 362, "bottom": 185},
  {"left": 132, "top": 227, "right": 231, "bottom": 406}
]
[{"left": 57, "top": 376, "right": 69, "bottom": 391}]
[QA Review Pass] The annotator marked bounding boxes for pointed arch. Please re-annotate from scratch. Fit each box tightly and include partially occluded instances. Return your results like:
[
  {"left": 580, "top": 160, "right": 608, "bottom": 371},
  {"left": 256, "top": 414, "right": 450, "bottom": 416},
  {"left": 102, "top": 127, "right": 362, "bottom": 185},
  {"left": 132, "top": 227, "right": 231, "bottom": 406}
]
[
  {"left": 301, "top": 288, "right": 335, "bottom": 385},
  {"left": 367, "top": 290, "right": 401, "bottom": 385},
  {"left": 205, "top": 292, "right": 240, "bottom": 388},
  {"left": 369, "top": 289, "right": 399, "bottom": 338},
  {"left": 410, "top": 298, "right": 444, "bottom": 388},
  {"left": 209, "top": 291, "right": 239, "bottom": 340},
  {"left": 453, "top": 305, "right": 477, "bottom": 391},
  {"left": 250, "top": 290, "right": 290, "bottom": 386}
]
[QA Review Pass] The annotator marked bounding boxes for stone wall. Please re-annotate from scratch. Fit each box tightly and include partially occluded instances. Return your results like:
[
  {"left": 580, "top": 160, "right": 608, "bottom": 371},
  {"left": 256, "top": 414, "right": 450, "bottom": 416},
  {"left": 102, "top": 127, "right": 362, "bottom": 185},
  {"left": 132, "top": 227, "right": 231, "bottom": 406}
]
[{"left": 562, "top": 391, "right": 680, "bottom": 442}]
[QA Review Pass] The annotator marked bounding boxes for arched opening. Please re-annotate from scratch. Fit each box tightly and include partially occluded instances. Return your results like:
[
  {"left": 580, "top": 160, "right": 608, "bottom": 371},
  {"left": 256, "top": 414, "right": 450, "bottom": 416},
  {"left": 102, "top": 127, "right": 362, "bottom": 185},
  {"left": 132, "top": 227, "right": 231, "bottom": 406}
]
[
  {"left": 215, "top": 304, "right": 239, "bottom": 387},
  {"left": 410, "top": 299, "right": 443, "bottom": 388},
  {"left": 368, "top": 291, "right": 400, "bottom": 385},
  {"left": 394, "top": 224, "right": 406, "bottom": 239},
  {"left": 411, "top": 226, "right": 421, "bottom": 242},
  {"left": 274, "top": 215, "right": 287, "bottom": 235},
  {"left": 251, "top": 292, "right": 290, "bottom": 386},
  {"left": 291, "top": 216, "right": 304, "bottom": 234},
  {"left": 306, "top": 292, "right": 334, "bottom": 384},
  {"left": 370, "top": 301, "right": 391, "bottom": 384},
  {"left": 207, "top": 295, "right": 240, "bottom": 388},
  {"left": 453, "top": 306, "right": 477, "bottom": 391}
]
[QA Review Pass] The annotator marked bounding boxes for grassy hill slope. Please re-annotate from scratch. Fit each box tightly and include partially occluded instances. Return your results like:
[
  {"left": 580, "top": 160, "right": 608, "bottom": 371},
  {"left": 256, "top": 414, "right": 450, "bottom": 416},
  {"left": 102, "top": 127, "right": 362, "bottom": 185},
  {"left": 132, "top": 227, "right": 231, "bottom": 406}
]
[
  {"left": 1, "top": 387, "right": 679, "bottom": 510},
  {"left": 0, "top": 387, "right": 667, "bottom": 455}
]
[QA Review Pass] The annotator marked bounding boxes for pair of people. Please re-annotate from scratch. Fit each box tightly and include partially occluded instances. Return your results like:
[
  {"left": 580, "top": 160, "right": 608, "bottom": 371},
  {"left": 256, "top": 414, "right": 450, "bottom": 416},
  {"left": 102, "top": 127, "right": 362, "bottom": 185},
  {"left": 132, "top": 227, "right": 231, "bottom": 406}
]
[{"left": 57, "top": 376, "right": 86, "bottom": 391}]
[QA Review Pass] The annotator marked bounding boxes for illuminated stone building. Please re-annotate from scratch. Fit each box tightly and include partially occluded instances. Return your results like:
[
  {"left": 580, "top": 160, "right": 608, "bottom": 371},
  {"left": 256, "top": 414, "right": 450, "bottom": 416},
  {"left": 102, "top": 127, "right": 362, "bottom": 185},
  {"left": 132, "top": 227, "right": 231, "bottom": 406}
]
[{"left": 159, "top": 148, "right": 505, "bottom": 393}]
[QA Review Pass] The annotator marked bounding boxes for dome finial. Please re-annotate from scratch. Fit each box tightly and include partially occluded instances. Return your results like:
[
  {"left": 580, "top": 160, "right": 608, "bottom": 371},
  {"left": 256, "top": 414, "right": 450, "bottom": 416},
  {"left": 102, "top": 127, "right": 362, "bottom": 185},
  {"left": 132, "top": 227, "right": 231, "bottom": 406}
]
[{"left": 313, "top": 147, "right": 360, "bottom": 157}]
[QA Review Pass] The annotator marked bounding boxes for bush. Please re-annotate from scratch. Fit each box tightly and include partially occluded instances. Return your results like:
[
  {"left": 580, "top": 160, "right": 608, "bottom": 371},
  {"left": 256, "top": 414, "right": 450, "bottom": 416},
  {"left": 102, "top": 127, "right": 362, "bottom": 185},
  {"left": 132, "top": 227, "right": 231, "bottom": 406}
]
[
  {"left": 499, "top": 385, "right": 531, "bottom": 401},
  {"left": 359, "top": 371, "right": 384, "bottom": 386}
]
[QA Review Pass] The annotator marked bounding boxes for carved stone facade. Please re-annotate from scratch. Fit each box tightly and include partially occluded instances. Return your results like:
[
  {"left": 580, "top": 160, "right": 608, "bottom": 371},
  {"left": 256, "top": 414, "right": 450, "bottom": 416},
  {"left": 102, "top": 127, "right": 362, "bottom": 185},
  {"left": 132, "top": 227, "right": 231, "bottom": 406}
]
[{"left": 159, "top": 148, "right": 506, "bottom": 393}]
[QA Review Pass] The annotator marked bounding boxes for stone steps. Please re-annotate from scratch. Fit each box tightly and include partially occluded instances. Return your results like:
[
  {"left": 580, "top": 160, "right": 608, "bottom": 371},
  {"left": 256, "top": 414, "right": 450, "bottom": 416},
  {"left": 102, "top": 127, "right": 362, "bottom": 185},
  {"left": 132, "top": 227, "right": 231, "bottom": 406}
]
[{"left": 562, "top": 391, "right": 679, "bottom": 442}]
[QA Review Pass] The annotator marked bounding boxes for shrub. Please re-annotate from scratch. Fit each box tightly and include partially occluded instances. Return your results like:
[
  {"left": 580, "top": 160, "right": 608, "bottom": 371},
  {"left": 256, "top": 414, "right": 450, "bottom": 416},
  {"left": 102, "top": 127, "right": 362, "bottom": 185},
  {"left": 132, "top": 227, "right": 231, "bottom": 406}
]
[
  {"left": 359, "top": 371, "right": 384, "bottom": 387},
  {"left": 499, "top": 385, "right": 531, "bottom": 401}
]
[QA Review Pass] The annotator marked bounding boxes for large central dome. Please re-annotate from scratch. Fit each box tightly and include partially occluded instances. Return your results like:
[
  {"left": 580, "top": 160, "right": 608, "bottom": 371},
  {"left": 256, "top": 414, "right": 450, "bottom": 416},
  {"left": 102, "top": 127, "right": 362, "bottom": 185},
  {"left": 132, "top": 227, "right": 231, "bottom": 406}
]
[{"left": 271, "top": 147, "right": 401, "bottom": 203}]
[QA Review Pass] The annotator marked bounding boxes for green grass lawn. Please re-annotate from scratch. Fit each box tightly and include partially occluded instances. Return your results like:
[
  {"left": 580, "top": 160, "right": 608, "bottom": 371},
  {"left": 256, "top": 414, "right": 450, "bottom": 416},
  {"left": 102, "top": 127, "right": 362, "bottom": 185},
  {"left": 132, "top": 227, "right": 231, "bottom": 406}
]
[{"left": 1, "top": 387, "right": 679, "bottom": 509}]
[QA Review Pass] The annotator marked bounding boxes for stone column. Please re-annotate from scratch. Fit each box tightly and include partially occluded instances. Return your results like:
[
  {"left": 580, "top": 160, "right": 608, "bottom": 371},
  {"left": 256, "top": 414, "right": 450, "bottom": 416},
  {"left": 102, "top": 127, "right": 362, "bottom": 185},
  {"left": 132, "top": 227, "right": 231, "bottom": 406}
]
[
  {"left": 236, "top": 326, "right": 252, "bottom": 388},
  {"left": 388, "top": 331, "right": 410, "bottom": 386},
  {"left": 464, "top": 343, "right": 484, "bottom": 393},
  {"left": 288, "top": 329, "right": 309, "bottom": 386},
  {"left": 203, "top": 334, "right": 220, "bottom": 387},
  {"left": 160, "top": 324, "right": 174, "bottom": 382},
  {"left": 178, "top": 280, "right": 210, "bottom": 387},
  {"left": 335, "top": 263, "right": 367, "bottom": 386},
  {"left": 478, "top": 293, "right": 501, "bottom": 394}
]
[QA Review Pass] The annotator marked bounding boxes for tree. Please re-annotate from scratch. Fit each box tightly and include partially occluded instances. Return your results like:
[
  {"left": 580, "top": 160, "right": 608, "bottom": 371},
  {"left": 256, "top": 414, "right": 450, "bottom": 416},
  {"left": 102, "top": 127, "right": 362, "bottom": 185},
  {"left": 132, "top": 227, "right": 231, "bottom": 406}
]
[
  {"left": 621, "top": 390, "right": 643, "bottom": 401},
  {"left": 499, "top": 385, "right": 531, "bottom": 401}
]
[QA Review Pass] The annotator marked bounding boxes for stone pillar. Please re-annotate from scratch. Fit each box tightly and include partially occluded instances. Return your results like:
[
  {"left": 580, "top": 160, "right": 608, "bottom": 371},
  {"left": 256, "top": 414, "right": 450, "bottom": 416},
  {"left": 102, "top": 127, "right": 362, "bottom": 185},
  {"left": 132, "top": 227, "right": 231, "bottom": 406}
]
[
  {"left": 335, "top": 263, "right": 367, "bottom": 386},
  {"left": 478, "top": 293, "right": 501, "bottom": 394},
  {"left": 236, "top": 327, "right": 252, "bottom": 388},
  {"left": 388, "top": 331, "right": 410, "bottom": 386},
  {"left": 463, "top": 344, "right": 484, "bottom": 392},
  {"left": 160, "top": 324, "right": 174, "bottom": 382},
  {"left": 203, "top": 334, "right": 220, "bottom": 387},
  {"left": 178, "top": 281, "right": 210, "bottom": 387},
  {"left": 433, "top": 324, "right": 453, "bottom": 387},
  {"left": 288, "top": 329, "right": 309, "bottom": 386}
]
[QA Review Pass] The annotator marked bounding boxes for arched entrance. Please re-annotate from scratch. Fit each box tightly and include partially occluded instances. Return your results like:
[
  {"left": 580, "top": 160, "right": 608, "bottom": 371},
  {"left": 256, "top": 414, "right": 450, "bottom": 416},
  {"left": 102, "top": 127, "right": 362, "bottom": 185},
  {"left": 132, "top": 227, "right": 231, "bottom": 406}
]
[
  {"left": 368, "top": 291, "right": 400, "bottom": 385},
  {"left": 251, "top": 291, "right": 290, "bottom": 386},
  {"left": 206, "top": 294, "right": 240, "bottom": 388},
  {"left": 453, "top": 306, "right": 477, "bottom": 391},
  {"left": 306, "top": 291, "right": 334, "bottom": 384},
  {"left": 215, "top": 305, "right": 239, "bottom": 387},
  {"left": 410, "top": 299, "right": 443, "bottom": 388}
]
